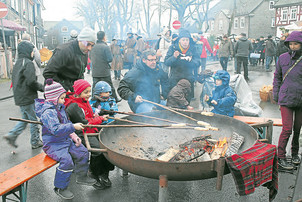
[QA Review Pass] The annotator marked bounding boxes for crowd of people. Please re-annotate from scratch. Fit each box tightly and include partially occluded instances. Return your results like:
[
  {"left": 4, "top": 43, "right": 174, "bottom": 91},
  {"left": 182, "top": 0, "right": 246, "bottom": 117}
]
[{"left": 3, "top": 25, "right": 302, "bottom": 199}]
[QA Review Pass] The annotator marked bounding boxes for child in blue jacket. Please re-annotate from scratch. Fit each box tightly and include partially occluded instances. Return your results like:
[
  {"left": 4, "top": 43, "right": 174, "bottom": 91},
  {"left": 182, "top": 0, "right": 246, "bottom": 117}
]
[
  {"left": 203, "top": 70, "right": 237, "bottom": 117},
  {"left": 90, "top": 81, "right": 118, "bottom": 124},
  {"left": 35, "top": 79, "right": 96, "bottom": 200}
]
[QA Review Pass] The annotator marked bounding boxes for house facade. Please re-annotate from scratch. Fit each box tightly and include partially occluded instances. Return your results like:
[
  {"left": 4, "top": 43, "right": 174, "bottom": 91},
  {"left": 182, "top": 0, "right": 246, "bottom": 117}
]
[
  {"left": 43, "top": 19, "right": 83, "bottom": 50},
  {"left": 206, "top": 0, "right": 277, "bottom": 39},
  {"left": 274, "top": 0, "right": 302, "bottom": 27}
]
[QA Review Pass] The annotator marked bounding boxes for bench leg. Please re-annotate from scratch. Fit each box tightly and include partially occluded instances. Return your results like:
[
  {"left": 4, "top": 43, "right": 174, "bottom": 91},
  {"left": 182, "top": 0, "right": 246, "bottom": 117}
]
[
  {"left": 20, "top": 181, "right": 28, "bottom": 202},
  {"left": 1, "top": 181, "right": 28, "bottom": 202}
]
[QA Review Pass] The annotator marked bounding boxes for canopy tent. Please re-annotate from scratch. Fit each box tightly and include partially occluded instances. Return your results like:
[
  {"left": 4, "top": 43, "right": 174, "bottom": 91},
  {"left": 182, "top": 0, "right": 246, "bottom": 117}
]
[{"left": 1, "top": 19, "right": 26, "bottom": 31}]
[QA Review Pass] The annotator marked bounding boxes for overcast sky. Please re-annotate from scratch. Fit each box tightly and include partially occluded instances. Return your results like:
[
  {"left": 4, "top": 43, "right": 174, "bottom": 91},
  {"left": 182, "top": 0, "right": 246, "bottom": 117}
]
[{"left": 42, "top": 0, "right": 80, "bottom": 21}]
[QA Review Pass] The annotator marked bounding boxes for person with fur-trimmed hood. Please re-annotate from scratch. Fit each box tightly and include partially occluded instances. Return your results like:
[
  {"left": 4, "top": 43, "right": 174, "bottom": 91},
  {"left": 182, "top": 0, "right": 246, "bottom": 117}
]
[
  {"left": 164, "top": 28, "right": 200, "bottom": 101},
  {"left": 167, "top": 79, "right": 194, "bottom": 110},
  {"left": 203, "top": 70, "right": 236, "bottom": 117}
]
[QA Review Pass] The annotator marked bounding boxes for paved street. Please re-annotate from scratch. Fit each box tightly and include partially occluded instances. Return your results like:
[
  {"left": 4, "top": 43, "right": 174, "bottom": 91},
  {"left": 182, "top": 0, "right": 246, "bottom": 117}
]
[{"left": 0, "top": 60, "right": 301, "bottom": 202}]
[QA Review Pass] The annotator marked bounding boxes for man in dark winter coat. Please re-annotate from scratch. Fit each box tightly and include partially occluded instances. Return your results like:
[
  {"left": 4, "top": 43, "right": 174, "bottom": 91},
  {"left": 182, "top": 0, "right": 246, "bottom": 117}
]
[
  {"left": 164, "top": 28, "right": 200, "bottom": 101},
  {"left": 234, "top": 33, "right": 253, "bottom": 81},
  {"left": 265, "top": 35, "right": 276, "bottom": 72},
  {"left": 90, "top": 31, "right": 119, "bottom": 101},
  {"left": 4, "top": 41, "right": 44, "bottom": 149},
  {"left": 118, "top": 49, "right": 170, "bottom": 113},
  {"left": 43, "top": 27, "right": 96, "bottom": 91}
]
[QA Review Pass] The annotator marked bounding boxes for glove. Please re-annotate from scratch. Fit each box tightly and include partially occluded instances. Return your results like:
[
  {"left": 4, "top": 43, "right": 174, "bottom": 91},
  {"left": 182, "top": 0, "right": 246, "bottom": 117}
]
[
  {"left": 89, "top": 116, "right": 104, "bottom": 125},
  {"left": 69, "top": 132, "right": 81, "bottom": 147}
]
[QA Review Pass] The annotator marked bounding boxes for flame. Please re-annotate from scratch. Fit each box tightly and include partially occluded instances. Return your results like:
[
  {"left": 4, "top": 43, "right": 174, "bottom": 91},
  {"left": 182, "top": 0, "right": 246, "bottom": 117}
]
[{"left": 215, "top": 137, "right": 228, "bottom": 157}]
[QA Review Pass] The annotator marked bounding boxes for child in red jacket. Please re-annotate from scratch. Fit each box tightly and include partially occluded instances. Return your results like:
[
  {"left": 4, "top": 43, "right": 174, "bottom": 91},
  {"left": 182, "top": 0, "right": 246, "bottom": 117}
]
[{"left": 65, "top": 79, "right": 114, "bottom": 190}]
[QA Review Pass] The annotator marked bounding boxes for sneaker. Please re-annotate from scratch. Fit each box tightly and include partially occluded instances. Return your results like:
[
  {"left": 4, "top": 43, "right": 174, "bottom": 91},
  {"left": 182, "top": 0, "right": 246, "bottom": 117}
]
[
  {"left": 54, "top": 187, "right": 74, "bottom": 200},
  {"left": 292, "top": 155, "right": 301, "bottom": 165},
  {"left": 3, "top": 135, "right": 18, "bottom": 148},
  {"left": 278, "top": 158, "right": 294, "bottom": 170},
  {"left": 32, "top": 140, "right": 43, "bottom": 149},
  {"left": 100, "top": 172, "right": 112, "bottom": 187},
  {"left": 76, "top": 175, "right": 97, "bottom": 186},
  {"left": 93, "top": 178, "right": 108, "bottom": 190}
]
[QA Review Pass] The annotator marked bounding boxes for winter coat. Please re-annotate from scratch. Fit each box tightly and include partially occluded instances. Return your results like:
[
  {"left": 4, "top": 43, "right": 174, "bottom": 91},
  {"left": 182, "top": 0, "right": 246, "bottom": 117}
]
[
  {"left": 219, "top": 40, "right": 233, "bottom": 58},
  {"left": 276, "top": 40, "right": 289, "bottom": 57},
  {"left": 110, "top": 43, "right": 123, "bottom": 71},
  {"left": 43, "top": 40, "right": 88, "bottom": 91},
  {"left": 265, "top": 39, "right": 276, "bottom": 57},
  {"left": 166, "top": 79, "right": 191, "bottom": 109},
  {"left": 118, "top": 60, "right": 170, "bottom": 112},
  {"left": 12, "top": 42, "right": 44, "bottom": 106},
  {"left": 199, "top": 36, "right": 213, "bottom": 58},
  {"left": 64, "top": 92, "right": 104, "bottom": 135},
  {"left": 124, "top": 37, "right": 136, "bottom": 63},
  {"left": 90, "top": 97, "right": 118, "bottom": 124},
  {"left": 273, "top": 31, "right": 302, "bottom": 107},
  {"left": 90, "top": 40, "right": 113, "bottom": 78},
  {"left": 136, "top": 38, "right": 146, "bottom": 56},
  {"left": 158, "top": 36, "right": 172, "bottom": 62},
  {"left": 164, "top": 39, "right": 200, "bottom": 86},
  {"left": 35, "top": 99, "right": 75, "bottom": 147},
  {"left": 207, "top": 70, "right": 237, "bottom": 117},
  {"left": 255, "top": 40, "right": 265, "bottom": 59},
  {"left": 234, "top": 37, "right": 253, "bottom": 57}
]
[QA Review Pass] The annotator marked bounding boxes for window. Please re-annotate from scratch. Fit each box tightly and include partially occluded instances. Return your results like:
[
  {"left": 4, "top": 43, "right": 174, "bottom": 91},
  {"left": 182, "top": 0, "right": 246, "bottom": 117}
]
[
  {"left": 234, "top": 18, "right": 238, "bottom": 29},
  {"left": 281, "top": 9, "right": 288, "bottom": 21},
  {"left": 271, "top": 17, "right": 275, "bottom": 27},
  {"left": 269, "top": 1, "right": 275, "bottom": 10},
  {"left": 61, "top": 26, "right": 68, "bottom": 32},
  {"left": 240, "top": 17, "right": 245, "bottom": 28},
  {"left": 219, "top": 20, "right": 223, "bottom": 30},
  {"left": 290, "top": 8, "right": 297, "bottom": 20},
  {"left": 52, "top": 37, "right": 57, "bottom": 45},
  {"left": 63, "top": 36, "right": 68, "bottom": 44},
  {"left": 28, "top": 2, "right": 33, "bottom": 22}
]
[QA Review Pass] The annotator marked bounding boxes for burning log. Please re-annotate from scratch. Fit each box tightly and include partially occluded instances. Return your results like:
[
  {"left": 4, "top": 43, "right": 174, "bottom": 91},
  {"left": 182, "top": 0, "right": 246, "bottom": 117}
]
[
  {"left": 156, "top": 148, "right": 179, "bottom": 162},
  {"left": 210, "top": 137, "right": 228, "bottom": 160}
]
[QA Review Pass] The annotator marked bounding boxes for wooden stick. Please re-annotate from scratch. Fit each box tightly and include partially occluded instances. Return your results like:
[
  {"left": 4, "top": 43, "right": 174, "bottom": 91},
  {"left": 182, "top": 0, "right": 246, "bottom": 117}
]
[
  {"left": 141, "top": 99, "right": 199, "bottom": 122},
  {"left": 103, "top": 109, "right": 196, "bottom": 126},
  {"left": 9, "top": 117, "right": 43, "bottom": 125},
  {"left": 110, "top": 117, "right": 152, "bottom": 125}
]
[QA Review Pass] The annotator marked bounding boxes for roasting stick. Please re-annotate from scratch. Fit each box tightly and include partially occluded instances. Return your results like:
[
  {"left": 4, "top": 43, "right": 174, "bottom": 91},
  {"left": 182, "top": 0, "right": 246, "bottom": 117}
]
[
  {"left": 109, "top": 117, "right": 154, "bottom": 126},
  {"left": 141, "top": 99, "right": 215, "bottom": 129},
  {"left": 9, "top": 117, "right": 202, "bottom": 130},
  {"left": 103, "top": 109, "right": 196, "bottom": 127}
]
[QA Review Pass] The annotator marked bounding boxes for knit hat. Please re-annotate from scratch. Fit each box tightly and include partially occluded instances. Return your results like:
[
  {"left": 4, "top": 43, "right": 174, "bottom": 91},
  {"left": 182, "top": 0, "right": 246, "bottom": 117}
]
[
  {"left": 94, "top": 81, "right": 112, "bottom": 95},
  {"left": 178, "top": 29, "right": 191, "bottom": 39},
  {"left": 78, "top": 27, "right": 97, "bottom": 43},
  {"left": 44, "top": 79, "right": 66, "bottom": 105},
  {"left": 172, "top": 34, "right": 178, "bottom": 39},
  {"left": 73, "top": 79, "right": 91, "bottom": 95}
]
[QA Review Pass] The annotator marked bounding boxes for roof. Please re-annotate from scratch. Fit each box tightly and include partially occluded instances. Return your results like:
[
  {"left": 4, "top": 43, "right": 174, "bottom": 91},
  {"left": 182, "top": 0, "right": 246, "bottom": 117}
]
[
  {"left": 235, "top": 0, "right": 264, "bottom": 16},
  {"left": 274, "top": 0, "right": 302, "bottom": 7},
  {"left": 44, "top": 19, "right": 83, "bottom": 31},
  {"left": 207, "top": 0, "right": 234, "bottom": 19}
]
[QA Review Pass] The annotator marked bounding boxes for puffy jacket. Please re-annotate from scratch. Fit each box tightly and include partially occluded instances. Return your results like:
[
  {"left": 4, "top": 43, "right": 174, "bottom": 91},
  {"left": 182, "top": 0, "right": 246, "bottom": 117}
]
[
  {"left": 35, "top": 99, "right": 75, "bottom": 146},
  {"left": 273, "top": 31, "right": 302, "bottom": 107},
  {"left": 234, "top": 37, "right": 253, "bottom": 57},
  {"left": 207, "top": 70, "right": 237, "bottom": 117},
  {"left": 167, "top": 79, "right": 191, "bottom": 109},
  {"left": 164, "top": 39, "right": 200, "bottom": 86},
  {"left": 219, "top": 40, "right": 234, "bottom": 58},
  {"left": 90, "top": 97, "right": 118, "bottom": 124},
  {"left": 43, "top": 40, "right": 88, "bottom": 91},
  {"left": 90, "top": 40, "right": 113, "bottom": 77},
  {"left": 12, "top": 41, "right": 44, "bottom": 106},
  {"left": 118, "top": 60, "right": 169, "bottom": 112}
]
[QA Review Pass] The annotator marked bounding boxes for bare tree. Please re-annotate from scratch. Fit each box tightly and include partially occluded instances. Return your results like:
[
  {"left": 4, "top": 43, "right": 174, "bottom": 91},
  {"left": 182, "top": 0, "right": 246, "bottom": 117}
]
[
  {"left": 114, "top": 0, "right": 135, "bottom": 39},
  {"left": 188, "top": 0, "right": 211, "bottom": 31},
  {"left": 138, "top": 0, "right": 157, "bottom": 38},
  {"left": 167, "top": 0, "right": 198, "bottom": 24}
]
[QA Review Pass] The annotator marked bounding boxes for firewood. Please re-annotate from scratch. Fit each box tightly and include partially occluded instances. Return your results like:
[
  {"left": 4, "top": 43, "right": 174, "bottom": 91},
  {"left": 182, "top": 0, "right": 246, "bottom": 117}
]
[{"left": 156, "top": 148, "right": 179, "bottom": 162}]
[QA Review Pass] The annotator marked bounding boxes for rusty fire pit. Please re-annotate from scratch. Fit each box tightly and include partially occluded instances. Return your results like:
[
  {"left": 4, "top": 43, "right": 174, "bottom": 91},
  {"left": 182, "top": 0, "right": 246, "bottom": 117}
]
[{"left": 87, "top": 110, "right": 258, "bottom": 201}]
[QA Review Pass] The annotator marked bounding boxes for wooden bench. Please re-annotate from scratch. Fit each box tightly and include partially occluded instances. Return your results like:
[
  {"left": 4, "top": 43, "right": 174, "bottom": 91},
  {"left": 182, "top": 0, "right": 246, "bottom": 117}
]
[
  {"left": 0, "top": 153, "right": 57, "bottom": 202},
  {"left": 234, "top": 116, "right": 282, "bottom": 144}
]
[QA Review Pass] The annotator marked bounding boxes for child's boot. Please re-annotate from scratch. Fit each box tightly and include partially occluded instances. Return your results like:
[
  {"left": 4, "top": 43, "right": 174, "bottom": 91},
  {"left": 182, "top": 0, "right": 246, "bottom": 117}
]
[
  {"left": 76, "top": 174, "right": 97, "bottom": 186},
  {"left": 54, "top": 187, "right": 74, "bottom": 200}
]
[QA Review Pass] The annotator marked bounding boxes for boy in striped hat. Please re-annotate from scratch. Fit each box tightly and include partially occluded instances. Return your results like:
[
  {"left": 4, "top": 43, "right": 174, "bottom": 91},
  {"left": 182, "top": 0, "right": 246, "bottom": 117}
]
[{"left": 35, "top": 79, "right": 96, "bottom": 200}]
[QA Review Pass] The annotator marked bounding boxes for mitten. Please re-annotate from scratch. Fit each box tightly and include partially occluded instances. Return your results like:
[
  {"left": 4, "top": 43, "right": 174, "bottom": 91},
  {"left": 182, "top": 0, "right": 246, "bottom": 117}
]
[
  {"left": 89, "top": 116, "right": 104, "bottom": 125},
  {"left": 69, "top": 132, "right": 82, "bottom": 147}
]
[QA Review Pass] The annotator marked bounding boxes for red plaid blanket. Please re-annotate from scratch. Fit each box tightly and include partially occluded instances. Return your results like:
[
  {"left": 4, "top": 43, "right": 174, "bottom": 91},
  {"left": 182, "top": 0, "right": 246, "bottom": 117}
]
[{"left": 226, "top": 140, "right": 278, "bottom": 201}]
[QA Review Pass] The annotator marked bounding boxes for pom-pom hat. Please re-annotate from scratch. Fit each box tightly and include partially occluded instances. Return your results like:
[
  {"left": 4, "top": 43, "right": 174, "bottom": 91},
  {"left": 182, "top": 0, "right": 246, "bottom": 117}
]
[
  {"left": 73, "top": 79, "right": 91, "bottom": 95},
  {"left": 44, "top": 79, "right": 66, "bottom": 105}
]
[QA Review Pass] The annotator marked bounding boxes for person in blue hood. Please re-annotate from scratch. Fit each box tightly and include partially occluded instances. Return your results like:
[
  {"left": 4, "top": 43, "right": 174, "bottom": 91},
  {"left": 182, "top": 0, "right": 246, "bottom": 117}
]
[
  {"left": 35, "top": 79, "right": 96, "bottom": 200},
  {"left": 203, "top": 70, "right": 236, "bottom": 117}
]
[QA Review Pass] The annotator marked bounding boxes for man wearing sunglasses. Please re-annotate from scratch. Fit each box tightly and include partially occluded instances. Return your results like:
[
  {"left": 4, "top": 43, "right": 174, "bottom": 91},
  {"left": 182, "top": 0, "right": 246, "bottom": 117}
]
[
  {"left": 43, "top": 27, "right": 96, "bottom": 91},
  {"left": 118, "top": 49, "right": 170, "bottom": 113}
]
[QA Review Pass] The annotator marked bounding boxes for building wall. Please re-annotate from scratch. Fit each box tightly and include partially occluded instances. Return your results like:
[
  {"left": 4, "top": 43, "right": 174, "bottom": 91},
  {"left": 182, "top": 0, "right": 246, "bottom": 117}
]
[
  {"left": 275, "top": 4, "right": 302, "bottom": 26},
  {"left": 208, "top": 12, "right": 231, "bottom": 37}
]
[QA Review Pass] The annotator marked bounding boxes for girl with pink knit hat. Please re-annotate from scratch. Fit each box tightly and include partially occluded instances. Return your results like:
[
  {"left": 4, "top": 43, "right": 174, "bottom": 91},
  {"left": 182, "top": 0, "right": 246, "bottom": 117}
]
[
  {"left": 35, "top": 79, "right": 96, "bottom": 200},
  {"left": 64, "top": 79, "right": 114, "bottom": 190}
]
